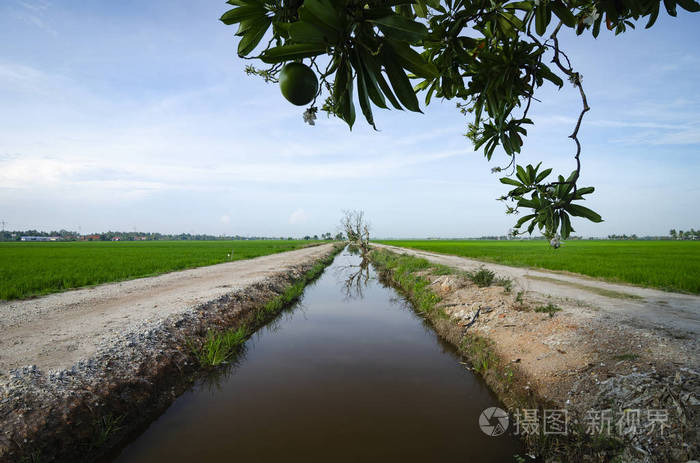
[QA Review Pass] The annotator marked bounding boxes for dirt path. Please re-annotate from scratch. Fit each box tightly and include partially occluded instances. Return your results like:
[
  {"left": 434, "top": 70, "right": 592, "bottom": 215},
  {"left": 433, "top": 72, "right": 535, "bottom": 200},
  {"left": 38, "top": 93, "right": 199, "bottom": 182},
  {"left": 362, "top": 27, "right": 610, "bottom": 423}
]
[
  {"left": 0, "top": 244, "right": 336, "bottom": 373},
  {"left": 375, "top": 244, "right": 700, "bottom": 338}
]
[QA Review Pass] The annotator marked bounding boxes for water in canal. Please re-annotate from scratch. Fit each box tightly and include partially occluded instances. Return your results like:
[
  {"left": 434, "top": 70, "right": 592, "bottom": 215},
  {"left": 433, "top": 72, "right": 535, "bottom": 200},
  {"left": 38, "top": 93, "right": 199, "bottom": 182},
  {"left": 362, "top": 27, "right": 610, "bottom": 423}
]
[{"left": 113, "top": 249, "right": 523, "bottom": 462}]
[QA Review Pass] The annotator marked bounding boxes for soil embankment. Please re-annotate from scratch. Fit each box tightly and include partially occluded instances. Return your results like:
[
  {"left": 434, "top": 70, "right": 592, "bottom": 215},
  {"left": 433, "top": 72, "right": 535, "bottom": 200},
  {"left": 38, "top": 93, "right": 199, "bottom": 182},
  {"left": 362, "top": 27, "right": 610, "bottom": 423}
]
[
  {"left": 371, "top": 245, "right": 699, "bottom": 462},
  {"left": 0, "top": 243, "right": 340, "bottom": 462}
]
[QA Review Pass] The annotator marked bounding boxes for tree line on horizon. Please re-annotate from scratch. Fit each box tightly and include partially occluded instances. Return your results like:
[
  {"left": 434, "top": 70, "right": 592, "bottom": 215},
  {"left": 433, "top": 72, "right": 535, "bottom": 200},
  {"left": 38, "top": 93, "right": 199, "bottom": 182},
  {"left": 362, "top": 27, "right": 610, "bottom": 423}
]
[{"left": 0, "top": 229, "right": 345, "bottom": 242}]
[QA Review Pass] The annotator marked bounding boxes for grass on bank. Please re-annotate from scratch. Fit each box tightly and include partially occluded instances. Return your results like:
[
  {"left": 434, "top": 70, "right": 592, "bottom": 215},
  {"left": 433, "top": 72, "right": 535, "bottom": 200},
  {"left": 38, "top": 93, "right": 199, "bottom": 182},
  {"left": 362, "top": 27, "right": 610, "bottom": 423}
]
[
  {"left": 370, "top": 248, "right": 626, "bottom": 461},
  {"left": 378, "top": 240, "right": 700, "bottom": 294},
  {"left": 191, "top": 250, "right": 339, "bottom": 367},
  {"left": 0, "top": 240, "right": 323, "bottom": 301}
]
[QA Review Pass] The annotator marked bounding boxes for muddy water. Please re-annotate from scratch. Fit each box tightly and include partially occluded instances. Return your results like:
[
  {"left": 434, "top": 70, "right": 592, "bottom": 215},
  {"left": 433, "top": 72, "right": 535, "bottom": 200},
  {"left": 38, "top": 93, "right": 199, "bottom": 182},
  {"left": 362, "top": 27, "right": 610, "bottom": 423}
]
[{"left": 112, "top": 250, "right": 523, "bottom": 462}]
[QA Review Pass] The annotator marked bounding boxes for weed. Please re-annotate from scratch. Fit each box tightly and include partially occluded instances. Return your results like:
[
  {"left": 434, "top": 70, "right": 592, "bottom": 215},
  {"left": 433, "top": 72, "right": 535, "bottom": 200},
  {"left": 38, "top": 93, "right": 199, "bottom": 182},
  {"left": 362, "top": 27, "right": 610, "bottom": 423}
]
[
  {"left": 534, "top": 303, "right": 562, "bottom": 317},
  {"left": 431, "top": 264, "right": 455, "bottom": 275},
  {"left": 195, "top": 326, "right": 248, "bottom": 367},
  {"left": 469, "top": 267, "right": 495, "bottom": 287},
  {"left": 371, "top": 250, "right": 442, "bottom": 314},
  {"left": 92, "top": 413, "right": 123, "bottom": 449},
  {"left": 495, "top": 276, "right": 513, "bottom": 293},
  {"left": 19, "top": 451, "right": 42, "bottom": 463},
  {"left": 515, "top": 291, "right": 524, "bottom": 304}
]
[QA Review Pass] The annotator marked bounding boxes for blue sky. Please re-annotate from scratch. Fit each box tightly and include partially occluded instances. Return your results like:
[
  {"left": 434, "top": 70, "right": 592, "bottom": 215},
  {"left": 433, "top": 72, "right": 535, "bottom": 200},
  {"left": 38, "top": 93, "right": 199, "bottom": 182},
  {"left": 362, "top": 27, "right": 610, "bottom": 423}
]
[{"left": 0, "top": 0, "right": 698, "bottom": 238}]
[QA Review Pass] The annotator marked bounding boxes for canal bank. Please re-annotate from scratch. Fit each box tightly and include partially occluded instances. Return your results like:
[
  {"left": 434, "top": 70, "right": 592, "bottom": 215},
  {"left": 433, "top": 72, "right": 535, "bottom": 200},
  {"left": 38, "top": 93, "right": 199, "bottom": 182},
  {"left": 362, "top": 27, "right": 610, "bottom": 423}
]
[
  {"left": 370, "top": 247, "right": 699, "bottom": 462},
  {"left": 0, "top": 244, "right": 342, "bottom": 462}
]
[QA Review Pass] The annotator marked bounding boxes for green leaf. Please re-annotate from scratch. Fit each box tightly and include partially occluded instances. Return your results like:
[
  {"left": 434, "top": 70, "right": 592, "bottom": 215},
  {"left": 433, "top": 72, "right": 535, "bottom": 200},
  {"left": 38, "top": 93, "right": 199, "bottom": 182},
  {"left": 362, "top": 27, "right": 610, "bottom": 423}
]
[
  {"left": 645, "top": 2, "right": 660, "bottom": 28},
  {"left": 500, "top": 177, "right": 523, "bottom": 187},
  {"left": 288, "top": 21, "right": 336, "bottom": 43},
  {"left": 560, "top": 211, "right": 573, "bottom": 239},
  {"left": 386, "top": 39, "right": 439, "bottom": 79},
  {"left": 535, "top": 4, "right": 548, "bottom": 36},
  {"left": 539, "top": 64, "right": 563, "bottom": 88},
  {"left": 517, "top": 198, "right": 538, "bottom": 208},
  {"left": 573, "top": 186, "right": 594, "bottom": 198},
  {"left": 334, "top": 57, "right": 356, "bottom": 129},
  {"left": 356, "top": 50, "right": 388, "bottom": 109},
  {"left": 260, "top": 43, "right": 326, "bottom": 63},
  {"left": 299, "top": 0, "right": 343, "bottom": 33},
  {"left": 514, "top": 214, "right": 536, "bottom": 228},
  {"left": 550, "top": 0, "right": 576, "bottom": 27},
  {"left": 676, "top": 0, "right": 700, "bottom": 11},
  {"left": 220, "top": 6, "right": 266, "bottom": 25},
  {"left": 663, "top": 0, "right": 678, "bottom": 16},
  {"left": 535, "top": 168, "right": 552, "bottom": 183},
  {"left": 350, "top": 51, "right": 377, "bottom": 129},
  {"left": 516, "top": 165, "right": 530, "bottom": 185},
  {"left": 368, "top": 14, "right": 429, "bottom": 43},
  {"left": 364, "top": 51, "right": 403, "bottom": 110},
  {"left": 382, "top": 46, "right": 422, "bottom": 112},
  {"left": 565, "top": 204, "right": 603, "bottom": 222},
  {"left": 237, "top": 16, "right": 271, "bottom": 56}
]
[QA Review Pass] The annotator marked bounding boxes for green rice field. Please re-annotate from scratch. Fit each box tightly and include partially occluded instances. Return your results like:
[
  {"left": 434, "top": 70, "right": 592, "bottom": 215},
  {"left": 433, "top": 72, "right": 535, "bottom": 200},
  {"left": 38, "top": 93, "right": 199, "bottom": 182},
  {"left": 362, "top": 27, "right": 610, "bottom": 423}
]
[
  {"left": 0, "top": 240, "right": 320, "bottom": 301},
  {"left": 378, "top": 240, "right": 700, "bottom": 294}
]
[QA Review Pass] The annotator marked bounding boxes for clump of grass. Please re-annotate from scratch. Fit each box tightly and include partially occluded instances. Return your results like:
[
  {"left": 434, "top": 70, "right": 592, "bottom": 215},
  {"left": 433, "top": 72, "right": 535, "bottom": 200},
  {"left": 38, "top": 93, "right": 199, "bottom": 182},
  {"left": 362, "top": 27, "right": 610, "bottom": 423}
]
[
  {"left": 494, "top": 276, "right": 513, "bottom": 293},
  {"left": 468, "top": 267, "right": 495, "bottom": 287},
  {"left": 92, "top": 413, "right": 124, "bottom": 449},
  {"left": 196, "top": 326, "right": 248, "bottom": 367},
  {"left": 534, "top": 303, "right": 562, "bottom": 317},
  {"left": 431, "top": 264, "right": 455, "bottom": 275},
  {"left": 371, "top": 250, "right": 441, "bottom": 314}
]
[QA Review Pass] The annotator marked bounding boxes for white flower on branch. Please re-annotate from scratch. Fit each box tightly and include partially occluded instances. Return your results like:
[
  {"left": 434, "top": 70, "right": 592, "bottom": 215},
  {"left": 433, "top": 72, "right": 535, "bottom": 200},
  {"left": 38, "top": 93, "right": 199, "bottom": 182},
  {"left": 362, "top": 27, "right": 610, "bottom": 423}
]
[
  {"left": 550, "top": 234, "right": 561, "bottom": 249},
  {"left": 303, "top": 107, "right": 317, "bottom": 126},
  {"left": 582, "top": 9, "right": 599, "bottom": 26}
]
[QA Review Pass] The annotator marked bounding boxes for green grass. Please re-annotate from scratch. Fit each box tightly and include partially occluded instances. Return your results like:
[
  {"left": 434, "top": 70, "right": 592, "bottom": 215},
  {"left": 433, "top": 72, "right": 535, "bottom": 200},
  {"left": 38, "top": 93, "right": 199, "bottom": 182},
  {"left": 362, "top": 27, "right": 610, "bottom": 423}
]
[
  {"left": 194, "top": 326, "right": 249, "bottom": 367},
  {"left": 370, "top": 250, "right": 442, "bottom": 315},
  {"left": 0, "top": 240, "right": 321, "bottom": 301},
  {"left": 378, "top": 240, "right": 700, "bottom": 294}
]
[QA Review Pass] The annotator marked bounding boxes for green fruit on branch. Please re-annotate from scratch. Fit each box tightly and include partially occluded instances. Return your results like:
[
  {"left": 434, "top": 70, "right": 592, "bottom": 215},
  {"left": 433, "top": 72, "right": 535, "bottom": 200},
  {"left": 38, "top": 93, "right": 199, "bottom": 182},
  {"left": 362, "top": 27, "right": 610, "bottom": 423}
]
[{"left": 279, "top": 62, "right": 318, "bottom": 106}]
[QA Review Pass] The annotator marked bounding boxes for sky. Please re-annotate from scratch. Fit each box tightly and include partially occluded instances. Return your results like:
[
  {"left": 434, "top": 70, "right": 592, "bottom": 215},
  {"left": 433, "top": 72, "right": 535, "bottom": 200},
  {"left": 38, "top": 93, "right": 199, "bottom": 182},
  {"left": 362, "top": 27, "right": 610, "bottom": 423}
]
[{"left": 0, "top": 1, "right": 698, "bottom": 238}]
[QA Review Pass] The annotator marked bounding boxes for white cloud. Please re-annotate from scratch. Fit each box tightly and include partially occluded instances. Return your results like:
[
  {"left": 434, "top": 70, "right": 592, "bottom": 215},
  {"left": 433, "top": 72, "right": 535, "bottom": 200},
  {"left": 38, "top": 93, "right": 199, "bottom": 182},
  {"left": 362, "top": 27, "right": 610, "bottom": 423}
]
[{"left": 288, "top": 208, "right": 308, "bottom": 225}]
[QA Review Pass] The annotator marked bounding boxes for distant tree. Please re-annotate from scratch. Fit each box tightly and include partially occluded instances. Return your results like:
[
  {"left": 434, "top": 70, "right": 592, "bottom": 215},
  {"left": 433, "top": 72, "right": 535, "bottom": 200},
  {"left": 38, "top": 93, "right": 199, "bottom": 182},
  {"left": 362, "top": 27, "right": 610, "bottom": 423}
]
[
  {"left": 303, "top": 235, "right": 311, "bottom": 240},
  {"left": 341, "top": 210, "right": 370, "bottom": 256},
  {"left": 670, "top": 229, "right": 677, "bottom": 240},
  {"left": 334, "top": 232, "right": 344, "bottom": 241}
]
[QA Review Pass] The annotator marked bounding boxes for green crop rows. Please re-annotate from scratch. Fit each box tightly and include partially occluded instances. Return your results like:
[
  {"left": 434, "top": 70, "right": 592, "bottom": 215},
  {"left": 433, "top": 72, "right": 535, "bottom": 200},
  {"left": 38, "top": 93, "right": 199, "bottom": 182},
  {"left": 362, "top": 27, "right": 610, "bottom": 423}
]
[
  {"left": 378, "top": 240, "right": 700, "bottom": 294},
  {"left": 0, "top": 240, "right": 320, "bottom": 301}
]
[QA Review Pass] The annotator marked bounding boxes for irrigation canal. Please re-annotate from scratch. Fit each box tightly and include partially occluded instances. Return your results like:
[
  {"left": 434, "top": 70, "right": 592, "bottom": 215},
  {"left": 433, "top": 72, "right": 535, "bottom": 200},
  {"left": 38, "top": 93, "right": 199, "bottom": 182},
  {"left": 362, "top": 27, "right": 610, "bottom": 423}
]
[{"left": 111, "top": 249, "right": 523, "bottom": 462}]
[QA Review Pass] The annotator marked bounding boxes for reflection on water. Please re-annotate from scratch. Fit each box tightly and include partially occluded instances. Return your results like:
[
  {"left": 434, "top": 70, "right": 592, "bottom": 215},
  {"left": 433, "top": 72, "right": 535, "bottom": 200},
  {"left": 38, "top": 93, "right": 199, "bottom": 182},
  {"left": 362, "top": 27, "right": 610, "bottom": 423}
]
[{"left": 112, "top": 249, "right": 523, "bottom": 462}]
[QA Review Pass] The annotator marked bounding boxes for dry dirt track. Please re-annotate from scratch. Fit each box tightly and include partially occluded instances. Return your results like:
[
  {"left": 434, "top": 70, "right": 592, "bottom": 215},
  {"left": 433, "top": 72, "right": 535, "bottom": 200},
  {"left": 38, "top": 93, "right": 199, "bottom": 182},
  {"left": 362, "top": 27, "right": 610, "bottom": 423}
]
[
  {"left": 0, "top": 243, "right": 336, "bottom": 373},
  {"left": 375, "top": 244, "right": 700, "bottom": 338}
]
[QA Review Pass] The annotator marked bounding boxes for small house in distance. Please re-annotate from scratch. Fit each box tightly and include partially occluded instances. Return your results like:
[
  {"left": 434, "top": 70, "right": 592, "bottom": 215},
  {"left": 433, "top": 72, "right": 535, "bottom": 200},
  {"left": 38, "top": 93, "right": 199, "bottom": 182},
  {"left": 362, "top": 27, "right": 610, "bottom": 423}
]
[{"left": 20, "top": 236, "right": 60, "bottom": 242}]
